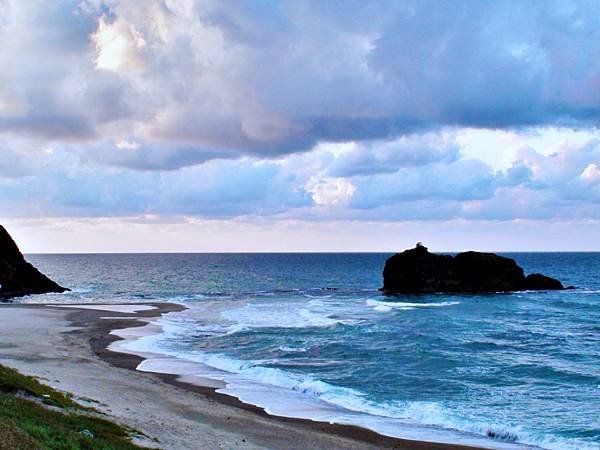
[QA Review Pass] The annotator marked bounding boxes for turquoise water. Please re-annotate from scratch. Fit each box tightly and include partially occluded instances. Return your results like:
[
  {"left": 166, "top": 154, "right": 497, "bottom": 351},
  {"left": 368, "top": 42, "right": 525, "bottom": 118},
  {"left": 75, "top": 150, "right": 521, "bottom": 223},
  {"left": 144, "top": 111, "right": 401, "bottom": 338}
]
[{"left": 26, "top": 253, "right": 600, "bottom": 449}]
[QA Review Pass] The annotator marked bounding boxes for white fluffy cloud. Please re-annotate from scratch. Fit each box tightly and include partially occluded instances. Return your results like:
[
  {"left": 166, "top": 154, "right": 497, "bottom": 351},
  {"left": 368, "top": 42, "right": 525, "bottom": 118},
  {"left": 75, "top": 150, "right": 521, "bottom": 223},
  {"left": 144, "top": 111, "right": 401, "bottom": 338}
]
[
  {"left": 0, "top": 130, "right": 599, "bottom": 223},
  {"left": 580, "top": 163, "right": 600, "bottom": 184},
  {"left": 1, "top": 0, "right": 600, "bottom": 227},
  {"left": 305, "top": 176, "right": 356, "bottom": 207}
]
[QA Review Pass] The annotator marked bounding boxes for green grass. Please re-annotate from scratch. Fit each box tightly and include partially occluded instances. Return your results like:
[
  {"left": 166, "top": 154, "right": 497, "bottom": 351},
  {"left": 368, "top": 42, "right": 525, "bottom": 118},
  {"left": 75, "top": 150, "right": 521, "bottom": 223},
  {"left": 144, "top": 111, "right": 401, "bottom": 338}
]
[
  {"left": 0, "top": 365, "right": 81, "bottom": 409},
  {"left": 0, "top": 364, "right": 150, "bottom": 450}
]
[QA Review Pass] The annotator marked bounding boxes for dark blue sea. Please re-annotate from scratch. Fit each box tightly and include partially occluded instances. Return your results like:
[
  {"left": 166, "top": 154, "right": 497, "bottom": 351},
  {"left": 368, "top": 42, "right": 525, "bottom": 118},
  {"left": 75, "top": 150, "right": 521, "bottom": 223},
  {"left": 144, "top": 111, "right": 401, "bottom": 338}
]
[{"left": 24, "top": 253, "right": 600, "bottom": 449}]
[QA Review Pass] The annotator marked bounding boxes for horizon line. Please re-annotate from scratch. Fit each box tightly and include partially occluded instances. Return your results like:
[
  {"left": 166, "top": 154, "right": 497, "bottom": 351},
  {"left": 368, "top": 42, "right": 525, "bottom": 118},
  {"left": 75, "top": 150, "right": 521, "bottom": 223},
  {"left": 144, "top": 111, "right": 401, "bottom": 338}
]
[{"left": 24, "top": 250, "right": 600, "bottom": 255}]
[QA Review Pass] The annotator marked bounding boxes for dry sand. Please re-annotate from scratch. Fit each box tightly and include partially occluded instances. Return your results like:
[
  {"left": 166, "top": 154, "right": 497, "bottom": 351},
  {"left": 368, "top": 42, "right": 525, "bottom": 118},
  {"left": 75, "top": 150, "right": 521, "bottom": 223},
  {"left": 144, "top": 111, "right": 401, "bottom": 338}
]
[{"left": 0, "top": 303, "right": 490, "bottom": 450}]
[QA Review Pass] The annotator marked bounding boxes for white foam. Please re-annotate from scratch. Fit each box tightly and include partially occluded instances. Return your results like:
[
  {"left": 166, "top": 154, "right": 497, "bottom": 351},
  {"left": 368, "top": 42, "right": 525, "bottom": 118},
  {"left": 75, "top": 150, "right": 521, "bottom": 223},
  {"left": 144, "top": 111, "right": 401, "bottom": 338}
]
[
  {"left": 303, "top": 294, "right": 333, "bottom": 298},
  {"left": 395, "top": 401, "right": 600, "bottom": 450},
  {"left": 65, "top": 287, "right": 94, "bottom": 294},
  {"left": 278, "top": 345, "right": 307, "bottom": 352},
  {"left": 107, "top": 303, "right": 588, "bottom": 450},
  {"left": 366, "top": 299, "right": 460, "bottom": 311},
  {"left": 120, "top": 339, "right": 525, "bottom": 449},
  {"left": 50, "top": 304, "right": 157, "bottom": 313},
  {"left": 220, "top": 300, "right": 340, "bottom": 329},
  {"left": 107, "top": 312, "right": 524, "bottom": 450}
]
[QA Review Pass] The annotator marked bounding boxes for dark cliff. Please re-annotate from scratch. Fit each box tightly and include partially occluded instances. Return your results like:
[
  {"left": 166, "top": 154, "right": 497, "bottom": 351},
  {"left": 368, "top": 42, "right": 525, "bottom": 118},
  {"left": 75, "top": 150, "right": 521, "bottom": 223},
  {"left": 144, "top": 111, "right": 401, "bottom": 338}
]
[{"left": 0, "top": 225, "right": 69, "bottom": 300}]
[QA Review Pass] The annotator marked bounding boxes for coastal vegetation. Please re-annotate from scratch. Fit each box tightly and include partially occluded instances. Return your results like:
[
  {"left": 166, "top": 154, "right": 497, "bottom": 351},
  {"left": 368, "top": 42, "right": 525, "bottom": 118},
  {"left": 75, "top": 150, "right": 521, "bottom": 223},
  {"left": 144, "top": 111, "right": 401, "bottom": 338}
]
[{"left": 0, "top": 364, "right": 145, "bottom": 450}]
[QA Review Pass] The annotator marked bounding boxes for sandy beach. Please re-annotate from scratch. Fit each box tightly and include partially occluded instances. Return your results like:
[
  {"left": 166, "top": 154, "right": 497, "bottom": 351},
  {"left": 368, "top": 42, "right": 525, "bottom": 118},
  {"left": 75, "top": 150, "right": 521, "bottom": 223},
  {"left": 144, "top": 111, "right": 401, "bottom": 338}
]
[{"left": 0, "top": 302, "right": 494, "bottom": 450}]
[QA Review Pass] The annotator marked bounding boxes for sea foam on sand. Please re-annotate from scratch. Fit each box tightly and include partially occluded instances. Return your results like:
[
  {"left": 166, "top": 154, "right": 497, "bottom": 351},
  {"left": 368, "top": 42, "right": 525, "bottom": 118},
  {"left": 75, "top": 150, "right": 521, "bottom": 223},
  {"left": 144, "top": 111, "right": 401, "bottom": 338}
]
[{"left": 50, "top": 304, "right": 157, "bottom": 313}]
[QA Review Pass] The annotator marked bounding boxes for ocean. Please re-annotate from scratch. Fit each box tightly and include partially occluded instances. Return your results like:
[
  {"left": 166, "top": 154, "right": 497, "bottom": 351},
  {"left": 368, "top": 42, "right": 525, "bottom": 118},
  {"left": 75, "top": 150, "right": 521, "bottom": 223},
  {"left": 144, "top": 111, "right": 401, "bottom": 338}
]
[{"left": 23, "top": 253, "right": 600, "bottom": 449}]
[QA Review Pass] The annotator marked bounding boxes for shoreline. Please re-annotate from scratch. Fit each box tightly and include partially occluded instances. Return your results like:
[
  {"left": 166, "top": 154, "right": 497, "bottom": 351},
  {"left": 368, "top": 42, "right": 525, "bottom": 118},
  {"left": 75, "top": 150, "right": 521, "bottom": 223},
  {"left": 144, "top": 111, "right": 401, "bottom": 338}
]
[
  {"left": 83, "top": 304, "right": 476, "bottom": 450},
  {"left": 1, "top": 302, "right": 504, "bottom": 449}
]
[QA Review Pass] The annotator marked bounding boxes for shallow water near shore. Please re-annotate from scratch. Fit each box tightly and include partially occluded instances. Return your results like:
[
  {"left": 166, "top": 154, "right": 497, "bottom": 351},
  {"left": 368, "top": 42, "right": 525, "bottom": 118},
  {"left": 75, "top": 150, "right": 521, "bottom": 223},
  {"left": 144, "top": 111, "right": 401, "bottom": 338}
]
[{"left": 25, "top": 253, "right": 600, "bottom": 449}]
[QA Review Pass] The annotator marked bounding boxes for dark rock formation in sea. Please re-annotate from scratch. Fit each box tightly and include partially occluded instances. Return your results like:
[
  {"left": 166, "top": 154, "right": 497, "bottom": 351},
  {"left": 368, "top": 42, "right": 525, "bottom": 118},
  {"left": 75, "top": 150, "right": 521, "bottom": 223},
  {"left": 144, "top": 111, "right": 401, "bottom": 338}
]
[
  {"left": 0, "top": 225, "right": 69, "bottom": 300},
  {"left": 382, "top": 243, "right": 566, "bottom": 293}
]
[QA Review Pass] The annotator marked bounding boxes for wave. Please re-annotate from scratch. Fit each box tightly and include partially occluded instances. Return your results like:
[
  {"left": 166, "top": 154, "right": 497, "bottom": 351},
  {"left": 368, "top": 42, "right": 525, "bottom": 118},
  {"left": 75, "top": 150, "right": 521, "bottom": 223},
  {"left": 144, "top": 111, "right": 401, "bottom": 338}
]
[
  {"left": 213, "top": 353, "right": 599, "bottom": 450},
  {"left": 116, "top": 307, "right": 598, "bottom": 450},
  {"left": 220, "top": 301, "right": 341, "bottom": 329},
  {"left": 65, "top": 287, "right": 95, "bottom": 294},
  {"left": 278, "top": 345, "right": 307, "bottom": 352},
  {"left": 392, "top": 401, "right": 598, "bottom": 450},
  {"left": 127, "top": 331, "right": 594, "bottom": 450},
  {"left": 366, "top": 299, "right": 460, "bottom": 312},
  {"left": 116, "top": 294, "right": 598, "bottom": 450}
]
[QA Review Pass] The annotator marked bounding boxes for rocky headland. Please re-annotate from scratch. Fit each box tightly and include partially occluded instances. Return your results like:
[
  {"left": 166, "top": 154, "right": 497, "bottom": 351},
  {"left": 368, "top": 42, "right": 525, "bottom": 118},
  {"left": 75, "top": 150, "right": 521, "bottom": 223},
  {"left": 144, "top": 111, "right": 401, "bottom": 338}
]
[
  {"left": 0, "top": 225, "right": 69, "bottom": 300},
  {"left": 382, "top": 243, "right": 567, "bottom": 294}
]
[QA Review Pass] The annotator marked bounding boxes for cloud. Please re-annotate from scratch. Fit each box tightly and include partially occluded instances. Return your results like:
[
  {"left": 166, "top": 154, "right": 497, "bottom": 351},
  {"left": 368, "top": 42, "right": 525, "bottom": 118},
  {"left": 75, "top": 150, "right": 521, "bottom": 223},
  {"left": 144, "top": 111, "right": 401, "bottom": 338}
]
[
  {"left": 1, "top": 0, "right": 600, "bottom": 167},
  {"left": 1, "top": 1, "right": 600, "bottom": 229},
  {"left": 0, "top": 141, "right": 32, "bottom": 178},
  {"left": 327, "top": 133, "right": 460, "bottom": 177},
  {"left": 580, "top": 163, "right": 600, "bottom": 184},
  {"left": 81, "top": 141, "right": 231, "bottom": 171},
  {"left": 1, "top": 131, "right": 599, "bottom": 223},
  {"left": 0, "top": 1, "right": 98, "bottom": 139},
  {"left": 349, "top": 158, "right": 496, "bottom": 209},
  {"left": 305, "top": 176, "right": 356, "bottom": 207}
]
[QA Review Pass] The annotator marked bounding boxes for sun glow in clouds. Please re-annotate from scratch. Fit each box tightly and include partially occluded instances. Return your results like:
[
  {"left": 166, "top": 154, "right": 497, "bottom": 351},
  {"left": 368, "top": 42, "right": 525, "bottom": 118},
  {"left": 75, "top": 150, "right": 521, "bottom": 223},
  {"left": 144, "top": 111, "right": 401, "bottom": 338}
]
[{"left": 93, "top": 16, "right": 145, "bottom": 71}]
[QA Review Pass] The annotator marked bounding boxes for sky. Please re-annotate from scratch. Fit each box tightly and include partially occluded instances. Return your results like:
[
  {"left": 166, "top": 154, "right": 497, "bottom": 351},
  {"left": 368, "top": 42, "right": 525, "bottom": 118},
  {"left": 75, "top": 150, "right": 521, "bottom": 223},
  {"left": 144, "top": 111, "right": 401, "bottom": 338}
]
[{"left": 1, "top": 0, "right": 600, "bottom": 252}]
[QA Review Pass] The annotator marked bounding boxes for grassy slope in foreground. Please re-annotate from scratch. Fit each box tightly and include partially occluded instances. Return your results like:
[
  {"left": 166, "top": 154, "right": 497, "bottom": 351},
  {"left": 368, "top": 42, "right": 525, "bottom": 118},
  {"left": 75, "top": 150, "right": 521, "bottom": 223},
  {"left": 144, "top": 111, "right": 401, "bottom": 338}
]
[{"left": 0, "top": 364, "right": 148, "bottom": 450}]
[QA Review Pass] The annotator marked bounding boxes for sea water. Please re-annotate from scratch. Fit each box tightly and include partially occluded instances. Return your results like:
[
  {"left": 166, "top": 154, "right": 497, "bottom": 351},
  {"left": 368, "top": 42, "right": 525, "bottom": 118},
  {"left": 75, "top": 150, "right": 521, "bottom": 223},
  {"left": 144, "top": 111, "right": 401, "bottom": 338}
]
[{"left": 24, "top": 253, "right": 600, "bottom": 449}]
